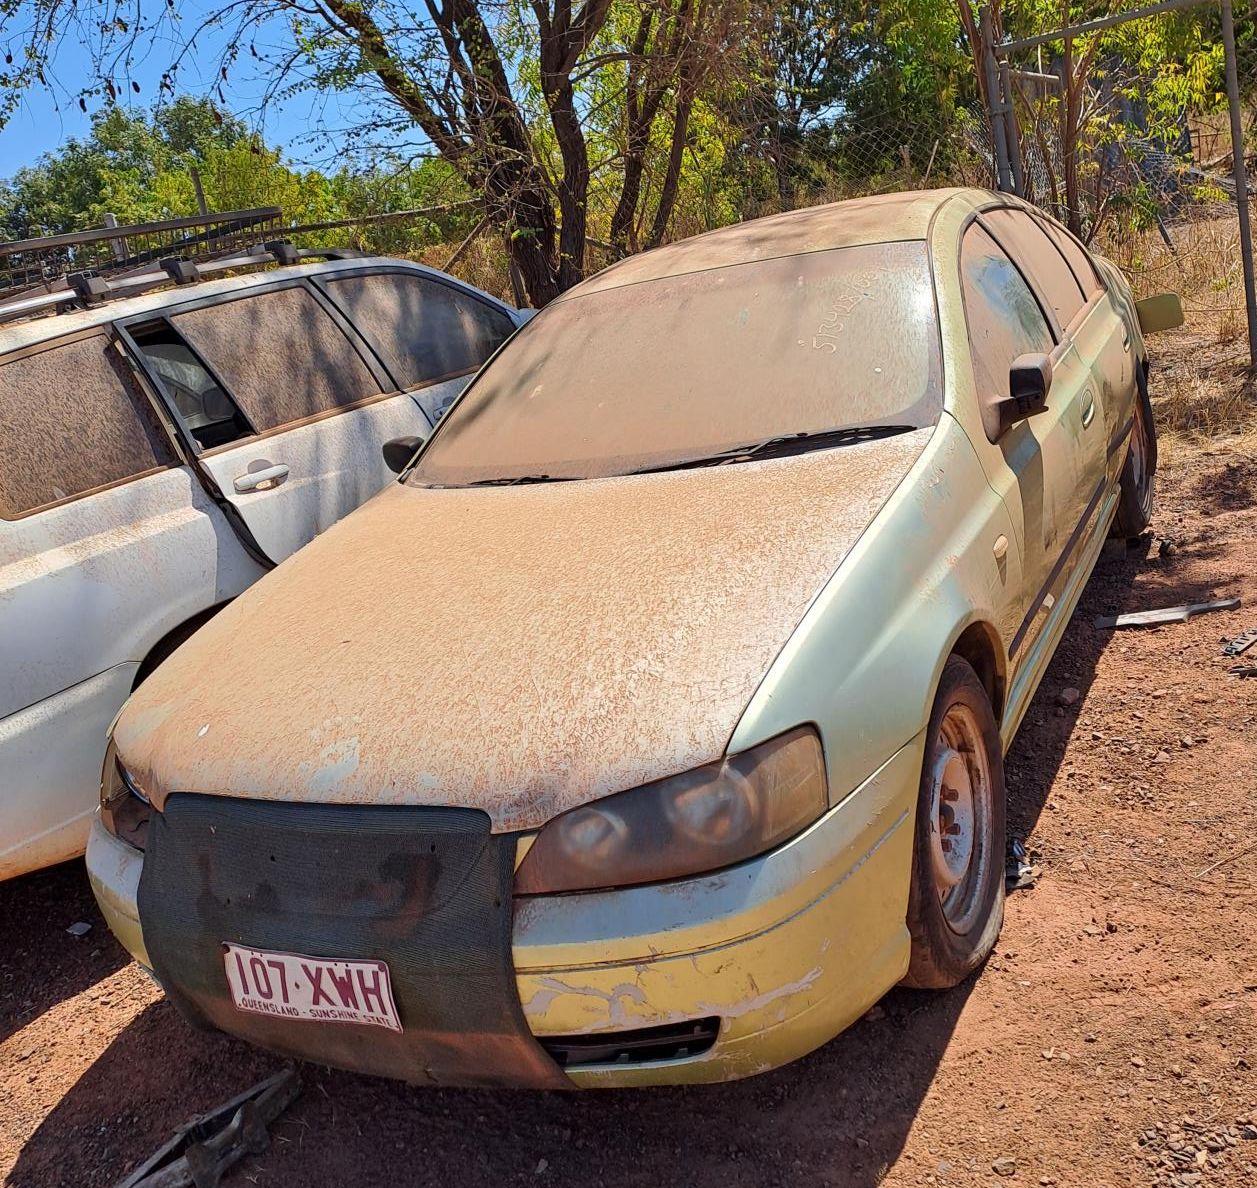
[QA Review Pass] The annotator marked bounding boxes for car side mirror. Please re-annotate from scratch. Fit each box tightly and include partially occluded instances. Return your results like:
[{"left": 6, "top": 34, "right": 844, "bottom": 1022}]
[
  {"left": 382, "top": 435, "right": 424, "bottom": 474},
  {"left": 1135, "top": 292, "right": 1184, "bottom": 334},
  {"left": 994, "top": 353, "right": 1053, "bottom": 438}
]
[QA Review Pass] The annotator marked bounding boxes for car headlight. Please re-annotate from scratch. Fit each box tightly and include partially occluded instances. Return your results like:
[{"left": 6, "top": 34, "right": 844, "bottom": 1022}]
[
  {"left": 100, "top": 736, "right": 152, "bottom": 851},
  {"left": 514, "top": 727, "right": 827, "bottom": 895}
]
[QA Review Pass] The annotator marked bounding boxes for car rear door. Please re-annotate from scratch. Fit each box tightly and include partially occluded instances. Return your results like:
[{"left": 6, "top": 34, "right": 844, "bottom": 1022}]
[
  {"left": 1032, "top": 216, "right": 1138, "bottom": 487},
  {"left": 958, "top": 214, "right": 1106, "bottom": 676},
  {"left": 119, "top": 279, "right": 431, "bottom": 565},
  {"left": 0, "top": 327, "right": 258, "bottom": 874}
]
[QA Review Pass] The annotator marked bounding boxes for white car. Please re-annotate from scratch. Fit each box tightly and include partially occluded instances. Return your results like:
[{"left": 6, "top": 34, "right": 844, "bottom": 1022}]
[{"left": 0, "top": 247, "right": 525, "bottom": 879}]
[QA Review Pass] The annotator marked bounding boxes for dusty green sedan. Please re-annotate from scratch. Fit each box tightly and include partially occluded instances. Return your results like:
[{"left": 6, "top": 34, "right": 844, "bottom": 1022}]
[{"left": 88, "top": 188, "right": 1180, "bottom": 1089}]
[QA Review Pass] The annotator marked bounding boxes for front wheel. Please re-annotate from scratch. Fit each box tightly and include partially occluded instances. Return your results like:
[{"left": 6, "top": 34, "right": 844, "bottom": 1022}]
[{"left": 902, "top": 656, "right": 1006, "bottom": 990}]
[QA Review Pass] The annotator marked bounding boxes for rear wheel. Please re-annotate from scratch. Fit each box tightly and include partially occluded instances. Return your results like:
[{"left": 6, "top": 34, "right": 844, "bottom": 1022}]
[
  {"left": 902, "top": 656, "right": 1006, "bottom": 990},
  {"left": 1113, "top": 393, "right": 1155, "bottom": 538}
]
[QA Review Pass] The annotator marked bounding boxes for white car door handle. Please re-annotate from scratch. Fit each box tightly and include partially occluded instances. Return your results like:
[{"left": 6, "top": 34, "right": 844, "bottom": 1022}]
[{"left": 234, "top": 463, "right": 290, "bottom": 493}]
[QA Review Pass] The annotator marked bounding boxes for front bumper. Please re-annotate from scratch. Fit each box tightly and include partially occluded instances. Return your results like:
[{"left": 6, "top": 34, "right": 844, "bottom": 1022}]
[
  {"left": 86, "top": 812, "right": 150, "bottom": 970},
  {"left": 86, "top": 736, "right": 921, "bottom": 1087}
]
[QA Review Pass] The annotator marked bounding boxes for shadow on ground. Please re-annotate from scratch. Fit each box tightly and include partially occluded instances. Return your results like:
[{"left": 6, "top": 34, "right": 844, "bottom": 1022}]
[
  {"left": 0, "top": 861, "right": 126, "bottom": 1045},
  {"left": 9, "top": 983, "right": 975, "bottom": 1188}
]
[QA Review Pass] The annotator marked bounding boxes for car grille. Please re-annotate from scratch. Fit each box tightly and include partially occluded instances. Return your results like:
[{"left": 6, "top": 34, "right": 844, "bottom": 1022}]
[{"left": 137, "top": 793, "right": 567, "bottom": 1089}]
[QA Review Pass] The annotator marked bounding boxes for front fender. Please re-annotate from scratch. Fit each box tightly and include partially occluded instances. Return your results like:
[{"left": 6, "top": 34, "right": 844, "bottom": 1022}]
[{"left": 729, "top": 415, "right": 1020, "bottom": 804}]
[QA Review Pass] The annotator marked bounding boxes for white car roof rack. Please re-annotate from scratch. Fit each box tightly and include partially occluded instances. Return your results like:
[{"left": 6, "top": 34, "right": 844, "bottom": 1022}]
[
  {"left": 0, "top": 240, "right": 372, "bottom": 326},
  {"left": 0, "top": 206, "right": 382, "bottom": 326}
]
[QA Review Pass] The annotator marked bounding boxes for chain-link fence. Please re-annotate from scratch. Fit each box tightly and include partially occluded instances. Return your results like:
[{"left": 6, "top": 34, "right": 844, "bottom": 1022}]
[{"left": 981, "top": 0, "right": 1257, "bottom": 387}]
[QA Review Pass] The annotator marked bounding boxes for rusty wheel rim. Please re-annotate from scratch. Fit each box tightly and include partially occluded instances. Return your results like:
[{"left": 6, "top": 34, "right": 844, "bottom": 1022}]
[{"left": 927, "top": 702, "right": 993, "bottom": 934}]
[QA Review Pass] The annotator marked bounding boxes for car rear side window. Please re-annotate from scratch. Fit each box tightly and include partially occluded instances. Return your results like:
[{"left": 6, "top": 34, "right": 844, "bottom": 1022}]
[
  {"left": 322, "top": 271, "right": 515, "bottom": 390},
  {"left": 961, "top": 225, "right": 1054, "bottom": 438},
  {"left": 982, "top": 208, "right": 1086, "bottom": 330},
  {"left": 1037, "top": 217, "right": 1103, "bottom": 298},
  {"left": 0, "top": 333, "right": 178, "bottom": 517},
  {"left": 171, "top": 286, "right": 380, "bottom": 432}
]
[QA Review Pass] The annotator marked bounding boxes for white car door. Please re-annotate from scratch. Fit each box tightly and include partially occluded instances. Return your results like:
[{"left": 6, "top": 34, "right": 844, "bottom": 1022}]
[
  {"left": 121, "top": 272, "right": 516, "bottom": 565},
  {"left": 0, "top": 328, "right": 261, "bottom": 877}
]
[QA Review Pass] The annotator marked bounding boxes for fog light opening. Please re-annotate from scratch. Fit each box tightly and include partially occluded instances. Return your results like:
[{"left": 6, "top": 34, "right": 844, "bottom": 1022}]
[{"left": 539, "top": 1017, "right": 720, "bottom": 1068}]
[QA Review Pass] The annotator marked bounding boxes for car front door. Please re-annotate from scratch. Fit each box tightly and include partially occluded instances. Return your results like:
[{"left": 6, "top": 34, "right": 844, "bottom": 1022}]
[
  {"left": 958, "top": 217, "right": 1107, "bottom": 694},
  {"left": 314, "top": 267, "right": 520, "bottom": 428},
  {"left": 121, "top": 280, "right": 435, "bottom": 565}
]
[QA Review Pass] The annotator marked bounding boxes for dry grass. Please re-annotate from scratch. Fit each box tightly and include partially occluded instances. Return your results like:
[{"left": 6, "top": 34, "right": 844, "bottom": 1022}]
[
  {"left": 415, "top": 235, "right": 514, "bottom": 303},
  {"left": 1101, "top": 213, "right": 1257, "bottom": 443}
]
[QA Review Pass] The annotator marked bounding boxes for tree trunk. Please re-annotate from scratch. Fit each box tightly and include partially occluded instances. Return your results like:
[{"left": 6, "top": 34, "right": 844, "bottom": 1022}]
[
  {"left": 549, "top": 78, "right": 591, "bottom": 292},
  {"left": 481, "top": 156, "right": 563, "bottom": 307},
  {"left": 647, "top": 87, "right": 695, "bottom": 247}
]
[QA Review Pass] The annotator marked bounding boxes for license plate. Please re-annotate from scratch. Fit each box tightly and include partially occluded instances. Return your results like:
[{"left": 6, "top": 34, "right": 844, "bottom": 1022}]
[{"left": 223, "top": 943, "right": 402, "bottom": 1032}]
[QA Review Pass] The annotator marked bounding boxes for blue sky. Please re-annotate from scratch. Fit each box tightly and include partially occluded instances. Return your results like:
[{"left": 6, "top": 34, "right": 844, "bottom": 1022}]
[{"left": 0, "top": 5, "right": 367, "bottom": 177}]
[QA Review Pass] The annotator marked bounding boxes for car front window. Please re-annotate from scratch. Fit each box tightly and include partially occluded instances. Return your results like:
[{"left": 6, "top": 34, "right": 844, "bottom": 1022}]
[{"left": 409, "top": 240, "right": 942, "bottom": 486}]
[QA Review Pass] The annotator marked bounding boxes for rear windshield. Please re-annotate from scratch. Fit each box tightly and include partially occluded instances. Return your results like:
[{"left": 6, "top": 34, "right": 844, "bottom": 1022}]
[{"left": 409, "top": 240, "right": 941, "bottom": 485}]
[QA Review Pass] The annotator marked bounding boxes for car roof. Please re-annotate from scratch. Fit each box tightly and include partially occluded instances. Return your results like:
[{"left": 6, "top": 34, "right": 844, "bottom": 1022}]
[
  {"left": 560, "top": 188, "right": 991, "bottom": 300},
  {"left": 0, "top": 255, "right": 509, "bottom": 356}
]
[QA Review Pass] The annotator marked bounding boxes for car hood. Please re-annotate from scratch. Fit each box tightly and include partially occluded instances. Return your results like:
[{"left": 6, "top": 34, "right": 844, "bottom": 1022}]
[{"left": 118, "top": 428, "right": 931, "bottom": 832}]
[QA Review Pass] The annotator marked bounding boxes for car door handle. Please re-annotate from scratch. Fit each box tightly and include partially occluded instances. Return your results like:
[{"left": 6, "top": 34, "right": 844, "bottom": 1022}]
[
  {"left": 234, "top": 463, "right": 290, "bottom": 493},
  {"left": 1081, "top": 391, "right": 1096, "bottom": 429}
]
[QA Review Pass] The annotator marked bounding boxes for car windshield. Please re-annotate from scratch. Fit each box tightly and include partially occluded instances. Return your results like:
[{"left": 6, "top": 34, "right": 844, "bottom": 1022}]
[{"left": 409, "top": 240, "right": 942, "bottom": 486}]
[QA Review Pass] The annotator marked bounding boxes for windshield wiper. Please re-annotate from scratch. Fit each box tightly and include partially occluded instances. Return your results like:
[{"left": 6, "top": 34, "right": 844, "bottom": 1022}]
[
  {"left": 629, "top": 424, "right": 918, "bottom": 475},
  {"left": 465, "top": 474, "right": 578, "bottom": 487}
]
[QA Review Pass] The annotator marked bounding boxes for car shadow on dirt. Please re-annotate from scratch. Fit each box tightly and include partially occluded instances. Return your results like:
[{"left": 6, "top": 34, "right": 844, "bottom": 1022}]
[
  {"left": 7, "top": 998, "right": 282, "bottom": 1188},
  {"left": 1004, "top": 531, "right": 1239, "bottom": 845},
  {"left": 8, "top": 984, "right": 976, "bottom": 1188},
  {"left": 0, "top": 861, "right": 127, "bottom": 1045}
]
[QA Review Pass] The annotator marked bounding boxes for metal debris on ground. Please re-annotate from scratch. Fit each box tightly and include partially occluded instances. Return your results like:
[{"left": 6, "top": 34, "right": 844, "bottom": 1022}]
[
  {"left": 1230, "top": 663, "right": 1257, "bottom": 679},
  {"left": 1094, "top": 597, "right": 1241, "bottom": 629},
  {"left": 117, "top": 1067, "right": 300, "bottom": 1188},
  {"left": 65, "top": 921, "right": 92, "bottom": 937},
  {"left": 1005, "top": 836, "right": 1038, "bottom": 892},
  {"left": 1222, "top": 626, "right": 1257, "bottom": 657}
]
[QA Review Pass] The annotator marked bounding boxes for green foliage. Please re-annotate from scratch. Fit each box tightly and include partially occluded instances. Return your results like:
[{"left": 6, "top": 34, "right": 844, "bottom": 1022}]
[
  {"left": 0, "top": 96, "right": 468, "bottom": 257},
  {"left": 0, "top": 98, "right": 249, "bottom": 236}
]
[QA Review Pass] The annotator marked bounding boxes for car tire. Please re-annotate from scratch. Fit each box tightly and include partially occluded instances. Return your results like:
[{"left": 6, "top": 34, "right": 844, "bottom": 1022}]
[
  {"left": 902, "top": 655, "right": 1006, "bottom": 990},
  {"left": 1113, "top": 385, "right": 1156, "bottom": 539}
]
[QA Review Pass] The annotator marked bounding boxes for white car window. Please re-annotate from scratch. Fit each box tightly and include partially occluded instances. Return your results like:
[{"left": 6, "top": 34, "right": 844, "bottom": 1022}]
[
  {"left": 0, "top": 333, "right": 177, "bottom": 517},
  {"left": 323, "top": 271, "right": 514, "bottom": 392},
  {"left": 172, "top": 286, "right": 380, "bottom": 432}
]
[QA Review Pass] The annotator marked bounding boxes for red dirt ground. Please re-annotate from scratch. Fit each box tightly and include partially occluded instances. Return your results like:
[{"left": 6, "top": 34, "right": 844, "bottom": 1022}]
[{"left": 2, "top": 440, "right": 1255, "bottom": 1188}]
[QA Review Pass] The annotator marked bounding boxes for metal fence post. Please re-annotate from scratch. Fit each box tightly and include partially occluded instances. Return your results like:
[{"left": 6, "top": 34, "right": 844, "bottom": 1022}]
[
  {"left": 1221, "top": 0, "right": 1257, "bottom": 368},
  {"left": 998, "top": 59, "right": 1027, "bottom": 197},
  {"left": 101, "top": 212, "right": 127, "bottom": 263},
  {"left": 980, "top": 6, "right": 1014, "bottom": 191},
  {"left": 189, "top": 167, "right": 210, "bottom": 218}
]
